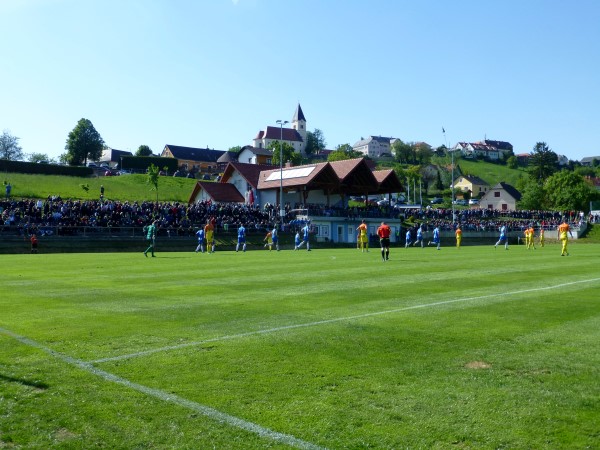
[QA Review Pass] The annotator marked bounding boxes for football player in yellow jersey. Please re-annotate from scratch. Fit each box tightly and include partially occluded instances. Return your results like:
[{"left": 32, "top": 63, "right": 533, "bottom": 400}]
[
  {"left": 557, "top": 219, "right": 573, "bottom": 256},
  {"left": 538, "top": 227, "right": 545, "bottom": 247},
  {"left": 204, "top": 220, "right": 215, "bottom": 253},
  {"left": 455, "top": 226, "right": 462, "bottom": 248},
  {"left": 527, "top": 226, "right": 536, "bottom": 250},
  {"left": 356, "top": 220, "right": 369, "bottom": 252}
]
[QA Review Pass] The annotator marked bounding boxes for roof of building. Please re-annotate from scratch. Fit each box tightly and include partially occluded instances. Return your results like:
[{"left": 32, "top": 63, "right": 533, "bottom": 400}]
[
  {"left": 221, "top": 162, "right": 276, "bottom": 189},
  {"left": 188, "top": 181, "right": 244, "bottom": 204},
  {"left": 484, "top": 140, "right": 513, "bottom": 151},
  {"left": 254, "top": 126, "right": 304, "bottom": 142},
  {"left": 257, "top": 162, "right": 340, "bottom": 191},
  {"left": 292, "top": 104, "right": 306, "bottom": 122},
  {"left": 162, "top": 145, "right": 226, "bottom": 162},
  {"left": 454, "top": 174, "right": 489, "bottom": 186},
  {"left": 489, "top": 182, "right": 522, "bottom": 201},
  {"left": 239, "top": 145, "right": 274, "bottom": 157},
  {"left": 373, "top": 169, "right": 403, "bottom": 193},
  {"left": 353, "top": 136, "right": 396, "bottom": 147},
  {"left": 581, "top": 156, "right": 600, "bottom": 163},
  {"left": 217, "top": 151, "right": 238, "bottom": 163},
  {"left": 329, "top": 158, "right": 379, "bottom": 194},
  {"left": 100, "top": 148, "right": 133, "bottom": 161}
]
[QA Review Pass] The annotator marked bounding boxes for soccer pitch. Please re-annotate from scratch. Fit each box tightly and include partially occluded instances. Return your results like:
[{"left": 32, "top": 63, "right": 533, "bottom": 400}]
[{"left": 1, "top": 243, "right": 599, "bottom": 449}]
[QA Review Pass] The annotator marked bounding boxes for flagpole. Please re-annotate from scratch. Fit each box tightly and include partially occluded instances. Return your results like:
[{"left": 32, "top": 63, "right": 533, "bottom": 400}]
[{"left": 443, "top": 127, "right": 455, "bottom": 225}]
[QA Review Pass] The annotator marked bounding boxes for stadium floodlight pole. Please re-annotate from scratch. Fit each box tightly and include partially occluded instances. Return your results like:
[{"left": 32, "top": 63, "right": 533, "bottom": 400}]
[{"left": 276, "top": 120, "right": 289, "bottom": 230}]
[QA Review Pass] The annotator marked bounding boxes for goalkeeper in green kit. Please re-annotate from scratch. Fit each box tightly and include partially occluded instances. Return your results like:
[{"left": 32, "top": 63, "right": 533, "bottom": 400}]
[{"left": 143, "top": 220, "right": 158, "bottom": 257}]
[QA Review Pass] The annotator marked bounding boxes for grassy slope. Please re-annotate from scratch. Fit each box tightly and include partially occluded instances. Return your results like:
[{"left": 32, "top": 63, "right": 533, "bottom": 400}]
[
  {"left": 1, "top": 245, "right": 599, "bottom": 448},
  {"left": 1, "top": 172, "right": 197, "bottom": 202},
  {"left": 431, "top": 154, "right": 527, "bottom": 187}
]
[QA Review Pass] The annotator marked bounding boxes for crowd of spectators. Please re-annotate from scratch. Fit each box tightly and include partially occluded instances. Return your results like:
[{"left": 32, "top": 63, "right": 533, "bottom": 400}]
[
  {"left": 0, "top": 196, "right": 595, "bottom": 238},
  {"left": 0, "top": 197, "right": 277, "bottom": 237}
]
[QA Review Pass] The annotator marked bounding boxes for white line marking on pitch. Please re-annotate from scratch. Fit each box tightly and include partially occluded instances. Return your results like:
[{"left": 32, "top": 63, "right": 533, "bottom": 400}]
[
  {"left": 91, "top": 277, "right": 600, "bottom": 364},
  {"left": 0, "top": 327, "right": 326, "bottom": 450}
]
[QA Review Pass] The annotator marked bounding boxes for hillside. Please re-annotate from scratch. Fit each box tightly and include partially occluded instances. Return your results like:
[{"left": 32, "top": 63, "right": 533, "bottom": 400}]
[
  {"left": 431, "top": 155, "right": 527, "bottom": 188},
  {"left": 1, "top": 172, "right": 197, "bottom": 202}
]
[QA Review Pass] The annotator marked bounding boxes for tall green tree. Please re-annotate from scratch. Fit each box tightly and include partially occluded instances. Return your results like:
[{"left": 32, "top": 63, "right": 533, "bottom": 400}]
[
  {"left": 391, "top": 139, "right": 413, "bottom": 164},
  {"left": 518, "top": 179, "right": 548, "bottom": 210},
  {"left": 304, "top": 129, "right": 327, "bottom": 157},
  {"left": 0, "top": 130, "right": 24, "bottom": 160},
  {"left": 528, "top": 142, "right": 558, "bottom": 182},
  {"left": 228, "top": 145, "right": 242, "bottom": 154},
  {"left": 147, "top": 163, "right": 160, "bottom": 204},
  {"left": 136, "top": 145, "right": 152, "bottom": 156},
  {"left": 268, "top": 141, "right": 301, "bottom": 166},
  {"left": 65, "top": 118, "right": 104, "bottom": 165},
  {"left": 414, "top": 144, "right": 433, "bottom": 165},
  {"left": 544, "top": 170, "right": 595, "bottom": 211}
]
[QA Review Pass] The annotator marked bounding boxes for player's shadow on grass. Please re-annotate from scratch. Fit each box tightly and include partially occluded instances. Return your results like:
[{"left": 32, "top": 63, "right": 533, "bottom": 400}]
[{"left": 0, "top": 374, "right": 49, "bottom": 390}]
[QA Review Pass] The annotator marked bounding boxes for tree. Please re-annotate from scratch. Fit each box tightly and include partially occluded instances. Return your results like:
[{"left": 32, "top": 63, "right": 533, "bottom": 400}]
[
  {"left": 528, "top": 142, "right": 558, "bottom": 182},
  {"left": 268, "top": 141, "right": 302, "bottom": 166},
  {"left": 518, "top": 179, "right": 547, "bottom": 210},
  {"left": 0, "top": 130, "right": 24, "bottom": 161},
  {"left": 327, "top": 143, "right": 363, "bottom": 162},
  {"left": 435, "top": 170, "right": 443, "bottom": 190},
  {"left": 136, "top": 145, "right": 152, "bottom": 156},
  {"left": 304, "top": 129, "right": 326, "bottom": 157},
  {"left": 414, "top": 144, "right": 433, "bottom": 165},
  {"left": 228, "top": 145, "right": 242, "bottom": 154},
  {"left": 391, "top": 139, "right": 413, "bottom": 164},
  {"left": 65, "top": 118, "right": 104, "bottom": 166},
  {"left": 147, "top": 163, "right": 160, "bottom": 204},
  {"left": 58, "top": 153, "right": 70, "bottom": 165},
  {"left": 27, "top": 152, "right": 51, "bottom": 163},
  {"left": 544, "top": 170, "right": 595, "bottom": 211},
  {"left": 507, "top": 155, "right": 518, "bottom": 169}
]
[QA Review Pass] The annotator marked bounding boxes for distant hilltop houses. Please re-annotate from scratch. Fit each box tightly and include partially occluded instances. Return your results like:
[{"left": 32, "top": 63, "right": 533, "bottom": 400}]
[
  {"left": 97, "top": 103, "right": 595, "bottom": 171},
  {"left": 452, "top": 140, "right": 513, "bottom": 161}
]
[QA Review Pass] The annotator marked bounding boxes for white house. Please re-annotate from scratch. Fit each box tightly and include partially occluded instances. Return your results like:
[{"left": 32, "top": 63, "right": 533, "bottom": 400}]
[
  {"left": 237, "top": 146, "right": 273, "bottom": 165},
  {"left": 479, "top": 182, "right": 522, "bottom": 211},
  {"left": 253, "top": 104, "right": 307, "bottom": 155},
  {"left": 353, "top": 136, "right": 398, "bottom": 158}
]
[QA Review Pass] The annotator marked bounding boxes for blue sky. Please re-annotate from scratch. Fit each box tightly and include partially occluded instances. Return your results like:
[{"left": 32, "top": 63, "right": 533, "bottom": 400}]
[{"left": 2, "top": 0, "right": 599, "bottom": 161}]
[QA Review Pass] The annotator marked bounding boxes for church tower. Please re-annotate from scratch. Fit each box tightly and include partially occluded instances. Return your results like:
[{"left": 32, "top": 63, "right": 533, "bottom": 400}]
[{"left": 291, "top": 104, "right": 307, "bottom": 147}]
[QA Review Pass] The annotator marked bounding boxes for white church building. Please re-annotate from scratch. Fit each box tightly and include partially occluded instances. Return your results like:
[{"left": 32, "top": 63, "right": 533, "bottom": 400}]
[{"left": 253, "top": 104, "right": 308, "bottom": 155}]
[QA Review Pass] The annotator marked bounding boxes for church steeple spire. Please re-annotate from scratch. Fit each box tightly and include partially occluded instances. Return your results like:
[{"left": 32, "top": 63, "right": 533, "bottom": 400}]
[
  {"left": 291, "top": 103, "right": 307, "bottom": 149},
  {"left": 293, "top": 103, "right": 306, "bottom": 122}
]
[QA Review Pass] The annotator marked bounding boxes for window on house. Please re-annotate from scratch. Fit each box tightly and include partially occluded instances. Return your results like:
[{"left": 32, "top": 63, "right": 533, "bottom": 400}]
[
  {"left": 494, "top": 191, "right": 500, "bottom": 197},
  {"left": 502, "top": 203, "right": 508, "bottom": 210}
]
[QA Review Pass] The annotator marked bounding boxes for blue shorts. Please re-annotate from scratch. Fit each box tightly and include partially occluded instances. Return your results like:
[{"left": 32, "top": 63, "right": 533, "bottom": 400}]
[{"left": 238, "top": 237, "right": 246, "bottom": 244}]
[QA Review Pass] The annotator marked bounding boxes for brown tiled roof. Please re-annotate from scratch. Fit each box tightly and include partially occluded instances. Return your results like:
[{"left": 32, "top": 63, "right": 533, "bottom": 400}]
[
  {"left": 373, "top": 169, "right": 403, "bottom": 193},
  {"left": 329, "top": 158, "right": 379, "bottom": 194},
  {"left": 257, "top": 162, "right": 339, "bottom": 191},
  {"left": 254, "top": 126, "right": 303, "bottom": 142},
  {"left": 188, "top": 181, "right": 244, "bottom": 204},
  {"left": 221, "top": 162, "right": 276, "bottom": 189}
]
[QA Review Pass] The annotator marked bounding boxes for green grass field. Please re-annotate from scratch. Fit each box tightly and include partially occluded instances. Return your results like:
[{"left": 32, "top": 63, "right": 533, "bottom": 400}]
[
  {"left": 2, "top": 172, "right": 197, "bottom": 202},
  {"left": 1, "top": 243, "right": 599, "bottom": 449}
]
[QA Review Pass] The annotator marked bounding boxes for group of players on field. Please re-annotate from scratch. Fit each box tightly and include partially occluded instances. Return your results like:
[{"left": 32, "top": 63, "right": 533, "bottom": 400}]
[{"left": 140, "top": 218, "right": 574, "bottom": 259}]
